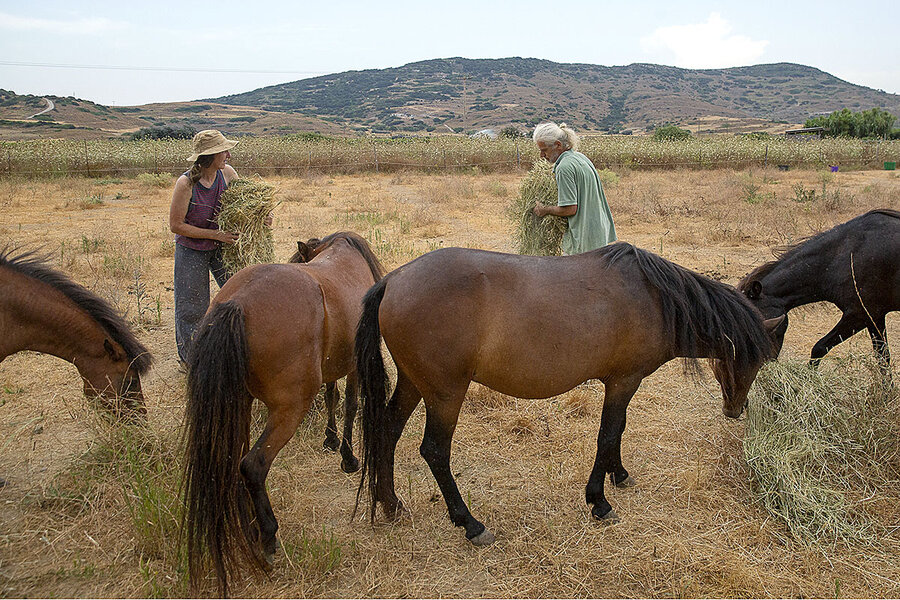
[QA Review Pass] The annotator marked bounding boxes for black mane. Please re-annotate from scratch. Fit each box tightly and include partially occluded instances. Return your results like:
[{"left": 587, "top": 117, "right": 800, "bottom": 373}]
[
  {"left": 600, "top": 242, "right": 776, "bottom": 371},
  {"left": 0, "top": 247, "right": 152, "bottom": 373}
]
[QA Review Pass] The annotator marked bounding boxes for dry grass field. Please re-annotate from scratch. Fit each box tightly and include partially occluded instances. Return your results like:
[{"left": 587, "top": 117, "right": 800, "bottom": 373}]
[{"left": 1, "top": 166, "right": 899, "bottom": 597}]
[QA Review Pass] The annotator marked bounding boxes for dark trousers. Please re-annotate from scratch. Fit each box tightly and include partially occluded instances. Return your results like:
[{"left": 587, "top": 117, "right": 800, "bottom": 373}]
[{"left": 174, "top": 243, "right": 230, "bottom": 363}]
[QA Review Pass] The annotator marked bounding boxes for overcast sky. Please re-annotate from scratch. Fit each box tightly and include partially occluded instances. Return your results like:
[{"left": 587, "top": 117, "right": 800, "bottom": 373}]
[{"left": 1, "top": 1, "right": 897, "bottom": 106}]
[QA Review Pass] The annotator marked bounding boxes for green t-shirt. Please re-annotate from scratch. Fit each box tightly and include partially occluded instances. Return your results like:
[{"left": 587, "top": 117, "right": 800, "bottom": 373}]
[{"left": 554, "top": 150, "right": 617, "bottom": 254}]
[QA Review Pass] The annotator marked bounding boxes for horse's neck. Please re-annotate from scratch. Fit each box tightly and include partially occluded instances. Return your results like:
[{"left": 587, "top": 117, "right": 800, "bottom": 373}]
[
  {"left": 0, "top": 270, "right": 111, "bottom": 376},
  {"left": 760, "top": 249, "right": 829, "bottom": 310}
]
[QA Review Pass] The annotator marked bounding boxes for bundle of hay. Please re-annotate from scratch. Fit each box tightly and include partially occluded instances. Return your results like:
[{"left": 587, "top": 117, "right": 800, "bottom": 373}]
[
  {"left": 510, "top": 161, "right": 567, "bottom": 256},
  {"left": 744, "top": 356, "right": 900, "bottom": 544},
  {"left": 217, "top": 177, "right": 278, "bottom": 273}
]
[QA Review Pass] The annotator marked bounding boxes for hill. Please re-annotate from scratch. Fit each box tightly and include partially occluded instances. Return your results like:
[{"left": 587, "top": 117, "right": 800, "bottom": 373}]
[
  {"left": 2, "top": 58, "right": 899, "bottom": 140},
  {"left": 208, "top": 58, "right": 900, "bottom": 134}
]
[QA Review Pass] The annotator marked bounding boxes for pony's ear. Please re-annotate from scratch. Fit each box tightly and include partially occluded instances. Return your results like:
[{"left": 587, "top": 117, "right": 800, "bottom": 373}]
[
  {"left": 745, "top": 280, "right": 763, "bottom": 300},
  {"left": 296, "top": 241, "right": 310, "bottom": 263},
  {"left": 103, "top": 338, "right": 125, "bottom": 362}
]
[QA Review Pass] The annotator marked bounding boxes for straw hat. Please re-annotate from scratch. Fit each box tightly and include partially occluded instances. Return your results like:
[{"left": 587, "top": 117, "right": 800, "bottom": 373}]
[{"left": 186, "top": 130, "right": 238, "bottom": 162}]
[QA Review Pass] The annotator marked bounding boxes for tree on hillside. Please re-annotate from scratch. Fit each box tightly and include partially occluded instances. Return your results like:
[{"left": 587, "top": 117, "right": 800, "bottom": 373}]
[
  {"left": 804, "top": 108, "right": 896, "bottom": 139},
  {"left": 653, "top": 125, "right": 692, "bottom": 141}
]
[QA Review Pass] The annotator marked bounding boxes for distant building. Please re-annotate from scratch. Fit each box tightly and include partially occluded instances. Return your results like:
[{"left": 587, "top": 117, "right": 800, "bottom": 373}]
[
  {"left": 784, "top": 126, "right": 825, "bottom": 139},
  {"left": 470, "top": 129, "right": 498, "bottom": 139}
]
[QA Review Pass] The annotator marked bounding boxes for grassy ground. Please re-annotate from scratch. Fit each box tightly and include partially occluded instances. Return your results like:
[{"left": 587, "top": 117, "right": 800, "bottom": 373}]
[{"left": 0, "top": 166, "right": 899, "bottom": 597}]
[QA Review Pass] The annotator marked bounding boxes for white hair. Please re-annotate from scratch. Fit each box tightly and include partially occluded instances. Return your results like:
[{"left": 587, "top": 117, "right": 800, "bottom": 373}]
[{"left": 532, "top": 122, "right": 579, "bottom": 151}]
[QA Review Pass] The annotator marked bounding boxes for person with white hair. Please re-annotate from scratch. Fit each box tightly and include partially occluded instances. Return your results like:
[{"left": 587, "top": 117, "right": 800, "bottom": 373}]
[{"left": 532, "top": 122, "right": 617, "bottom": 254}]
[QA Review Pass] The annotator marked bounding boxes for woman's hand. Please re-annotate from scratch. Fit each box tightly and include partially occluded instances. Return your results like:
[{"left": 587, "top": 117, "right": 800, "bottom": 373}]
[{"left": 216, "top": 230, "right": 239, "bottom": 244}]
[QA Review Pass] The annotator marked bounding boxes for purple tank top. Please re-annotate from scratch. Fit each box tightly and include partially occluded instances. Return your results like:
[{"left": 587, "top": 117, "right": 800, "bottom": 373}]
[{"left": 175, "top": 170, "right": 227, "bottom": 251}]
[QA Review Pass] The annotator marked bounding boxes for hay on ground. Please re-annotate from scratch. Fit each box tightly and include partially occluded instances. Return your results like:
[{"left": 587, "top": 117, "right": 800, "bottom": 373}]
[
  {"left": 510, "top": 161, "right": 567, "bottom": 255},
  {"left": 744, "top": 355, "right": 900, "bottom": 545},
  {"left": 217, "top": 177, "right": 278, "bottom": 273}
]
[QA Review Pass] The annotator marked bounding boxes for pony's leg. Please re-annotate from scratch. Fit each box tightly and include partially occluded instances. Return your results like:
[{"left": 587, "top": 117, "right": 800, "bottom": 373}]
[
  {"left": 339, "top": 371, "right": 360, "bottom": 473},
  {"left": 378, "top": 371, "right": 421, "bottom": 519},
  {"left": 810, "top": 312, "right": 865, "bottom": 366},
  {"left": 324, "top": 382, "right": 340, "bottom": 450},
  {"left": 240, "top": 392, "right": 314, "bottom": 561},
  {"left": 323, "top": 382, "right": 341, "bottom": 452},
  {"left": 586, "top": 376, "right": 642, "bottom": 523},
  {"left": 420, "top": 391, "right": 493, "bottom": 545},
  {"left": 866, "top": 314, "right": 892, "bottom": 376}
]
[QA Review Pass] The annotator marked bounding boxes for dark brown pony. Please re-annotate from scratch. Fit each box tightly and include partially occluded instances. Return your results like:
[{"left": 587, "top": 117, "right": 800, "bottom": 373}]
[
  {"left": 0, "top": 247, "right": 152, "bottom": 416},
  {"left": 738, "top": 209, "right": 900, "bottom": 369},
  {"left": 181, "top": 232, "right": 384, "bottom": 596},
  {"left": 356, "top": 242, "right": 781, "bottom": 545}
]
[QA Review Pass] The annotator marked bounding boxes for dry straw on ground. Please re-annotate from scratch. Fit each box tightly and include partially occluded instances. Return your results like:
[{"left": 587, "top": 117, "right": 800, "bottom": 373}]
[
  {"left": 217, "top": 177, "right": 278, "bottom": 273},
  {"left": 744, "top": 355, "right": 900, "bottom": 544},
  {"left": 510, "top": 160, "right": 567, "bottom": 255}
]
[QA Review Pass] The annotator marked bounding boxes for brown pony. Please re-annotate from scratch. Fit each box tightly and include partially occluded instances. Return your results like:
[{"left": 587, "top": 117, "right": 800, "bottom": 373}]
[
  {"left": 181, "top": 232, "right": 384, "bottom": 596},
  {"left": 0, "top": 247, "right": 152, "bottom": 416},
  {"left": 356, "top": 242, "right": 782, "bottom": 545}
]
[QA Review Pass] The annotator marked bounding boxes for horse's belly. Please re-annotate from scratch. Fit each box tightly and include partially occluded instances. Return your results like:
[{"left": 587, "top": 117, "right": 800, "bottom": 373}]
[{"left": 473, "top": 360, "right": 596, "bottom": 399}]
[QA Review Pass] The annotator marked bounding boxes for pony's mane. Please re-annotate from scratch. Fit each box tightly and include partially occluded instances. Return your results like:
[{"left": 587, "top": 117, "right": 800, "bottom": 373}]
[
  {"left": 737, "top": 209, "right": 900, "bottom": 291},
  {"left": 0, "top": 247, "right": 152, "bottom": 373},
  {"left": 599, "top": 242, "right": 775, "bottom": 371},
  {"left": 289, "top": 231, "right": 385, "bottom": 282}
]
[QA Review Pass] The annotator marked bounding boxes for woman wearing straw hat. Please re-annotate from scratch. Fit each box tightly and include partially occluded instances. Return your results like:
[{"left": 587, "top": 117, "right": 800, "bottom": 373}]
[{"left": 169, "top": 129, "right": 240, "bottom": 364}]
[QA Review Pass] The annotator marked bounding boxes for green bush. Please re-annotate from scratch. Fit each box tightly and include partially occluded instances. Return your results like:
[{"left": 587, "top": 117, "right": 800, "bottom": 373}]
[
  {"left": 653, "top": 125, "right": 692, "bottom": 141},
  {"left": 129, "top": 124, "right": 197, "bottom": 140},
  {"left": 805, "top": 107, "right": 896, "bottom": 139}
]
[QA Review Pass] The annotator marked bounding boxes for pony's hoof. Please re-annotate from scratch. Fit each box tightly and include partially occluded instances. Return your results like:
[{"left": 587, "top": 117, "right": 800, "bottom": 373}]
[
  {"left": 323, "top": 436, "right": 340, "bottom": 452},
  {"left": 469, "top": 529, "right": 496, "bottom": 546},
  {"left": 592, "top": 506, "right": 620, "bottom": 524},
  {"left": 615, "top": 475, "right": 636, "bottom": 488},
  {"left": 383, "top": 500, "right": 408, "bottom": 521},
  {"left": 341, "top": 456, "right": 360, "bottom": 473},
  {"left": 264, "top": 551, "right": 276, "bottom": 568}
]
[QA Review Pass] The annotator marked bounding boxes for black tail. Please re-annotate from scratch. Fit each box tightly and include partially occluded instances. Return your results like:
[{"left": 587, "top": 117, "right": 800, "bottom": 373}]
[
  {"left": 354, "top": 278, "right": 391, "bottom": 521},
  {"left": 180, "top": 300, "right": 265, "bottom": 596}
]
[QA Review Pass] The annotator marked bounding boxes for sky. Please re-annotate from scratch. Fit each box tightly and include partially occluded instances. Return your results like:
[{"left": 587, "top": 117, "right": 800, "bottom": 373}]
[{"left": 1, "top": 1, "right": 897, "bottom": 107}]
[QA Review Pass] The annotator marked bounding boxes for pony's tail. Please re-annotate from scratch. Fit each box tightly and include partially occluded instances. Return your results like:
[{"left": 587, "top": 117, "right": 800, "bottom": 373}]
[
  {"left": 354, "top": 278, "right": 391, "bottom": 522},
  {"left": 180, "top": 300, "right": 264, "bottom": 597}
]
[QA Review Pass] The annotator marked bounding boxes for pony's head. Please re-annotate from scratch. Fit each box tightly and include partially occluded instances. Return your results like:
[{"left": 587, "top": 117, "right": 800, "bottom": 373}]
[
  {"left": 290, "top": 238, "right": 323, "bottom": 263},
  {"left": 713, "top": 315, "right": 786, "bottom": 418},
  {"left": 737, "top": 272, "right": 788, "bottom": 357},
  {"left": 82, "top": 338, "right": 148, "bottom": 419}
]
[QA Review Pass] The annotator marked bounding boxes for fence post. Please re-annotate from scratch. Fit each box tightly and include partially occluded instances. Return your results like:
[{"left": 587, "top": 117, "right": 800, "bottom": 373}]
[
  {"left": 83, "top": 140, "right": 91, "bottom": 177},
  {"left": 764, "top": 144, "right": 768, "bottom": 168},
  {"left": 373, "top": 140, "right": 379, "bottom": 173},
  {"left": 516, "top": 139, "right": 520, "bottom": 169},
  {"left": 307, "top": 148, "right": 311, "bottom": 174},
  {"left": 6, "top": 148, "right": 11, "bottom": 177}
]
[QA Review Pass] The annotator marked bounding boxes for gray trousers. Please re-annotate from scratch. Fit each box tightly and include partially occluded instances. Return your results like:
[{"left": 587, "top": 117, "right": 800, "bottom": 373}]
[{"left": 174, "top": 243, "right": 230, "bottom": 363}]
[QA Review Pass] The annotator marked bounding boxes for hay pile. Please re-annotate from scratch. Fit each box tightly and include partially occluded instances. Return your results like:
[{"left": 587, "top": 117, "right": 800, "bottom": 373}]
[
  {"left": 217, "top": 177, "right": 278, "bottom": 273},
  {"left": 744, "top": 356, "right": 900, "bottom": 544},
  {"left": 510, "top": 161, "right": 567, "bottom": 256}
]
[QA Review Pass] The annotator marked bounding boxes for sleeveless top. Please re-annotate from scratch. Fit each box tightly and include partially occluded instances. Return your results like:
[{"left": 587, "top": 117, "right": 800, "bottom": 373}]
[{"left": 175, "top": 169, "right": 227, "bottom": 251}]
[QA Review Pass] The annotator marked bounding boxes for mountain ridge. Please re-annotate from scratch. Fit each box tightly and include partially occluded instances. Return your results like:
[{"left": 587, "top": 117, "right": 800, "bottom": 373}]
[{"left": 207, "top": 57, "right": 900, "bottom": 134}]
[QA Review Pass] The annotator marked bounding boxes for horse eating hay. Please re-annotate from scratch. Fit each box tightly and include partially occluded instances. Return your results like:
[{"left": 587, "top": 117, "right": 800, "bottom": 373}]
[
  {"left": 355, "top": 242, "right": 782, "bottom": 545},
  {"left": 0, "top": 247, "right": 152, "bottom": 417},
  {"left": 739, "top": 209, "right": 900, "bottom": 371}
]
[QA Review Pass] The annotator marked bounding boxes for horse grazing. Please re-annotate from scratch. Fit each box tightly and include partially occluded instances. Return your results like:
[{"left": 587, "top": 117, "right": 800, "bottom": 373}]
[
  {"left": 356, "top": 243, "right": 781, "bottom": 545},
  {"left": 181, "top": 232, "right": 384, "bottom": 596},
  {"left": 0, "top": 247, "right": 152, "bottom": 417},
  {"left": 738, "top": 209, "right": 900, "bottom": 369}
]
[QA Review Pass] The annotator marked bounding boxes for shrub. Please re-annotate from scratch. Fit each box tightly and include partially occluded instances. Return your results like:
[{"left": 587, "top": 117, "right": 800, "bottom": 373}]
[
  {"left": 653, "top": 125, "right": 692, "bottom": 141},
  {"left": 136, "top": 173, "right": 172, "bottom": 187},
  {"left": 129, "top": 124, "right": 197, "bottom": 140}
]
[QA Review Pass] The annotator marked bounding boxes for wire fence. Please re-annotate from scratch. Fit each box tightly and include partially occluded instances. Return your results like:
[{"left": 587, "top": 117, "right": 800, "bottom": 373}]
[{"left": 2, "top": 136, "right": 898, "bottom": 178}]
